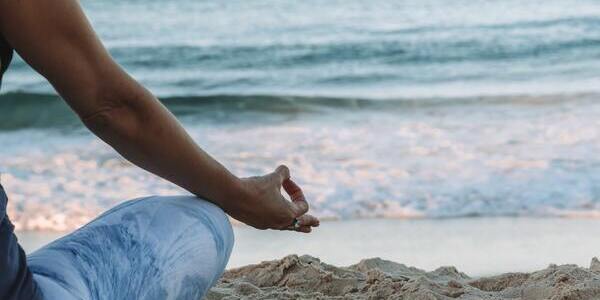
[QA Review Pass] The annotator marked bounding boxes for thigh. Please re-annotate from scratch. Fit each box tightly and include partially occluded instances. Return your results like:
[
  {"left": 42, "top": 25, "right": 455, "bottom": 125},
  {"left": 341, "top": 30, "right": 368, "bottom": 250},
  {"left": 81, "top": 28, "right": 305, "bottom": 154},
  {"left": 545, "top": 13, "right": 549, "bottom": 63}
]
[{"left": 28, "top": 196, "right": 234, "bottom": 300}]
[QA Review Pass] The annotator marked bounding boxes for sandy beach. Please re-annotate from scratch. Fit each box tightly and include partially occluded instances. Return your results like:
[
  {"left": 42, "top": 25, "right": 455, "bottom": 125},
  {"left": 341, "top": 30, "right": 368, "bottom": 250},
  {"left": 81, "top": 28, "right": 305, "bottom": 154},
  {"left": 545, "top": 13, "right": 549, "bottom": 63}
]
[
  {"left": 208, "top": 254, "right": 600, "bottom": 299},
  {"left": 207, "top": 218, "right": 600, "bottom": 299}
]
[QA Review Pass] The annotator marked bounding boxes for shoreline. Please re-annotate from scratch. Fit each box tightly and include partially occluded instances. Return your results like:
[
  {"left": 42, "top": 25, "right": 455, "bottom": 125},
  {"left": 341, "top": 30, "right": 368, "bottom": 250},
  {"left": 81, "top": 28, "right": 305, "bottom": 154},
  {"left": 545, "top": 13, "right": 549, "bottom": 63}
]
[
  {"left": 19, "top": 217, "right": 600, "bottom": 277},
  {"left": 14, "top": 214, "right": 600, "bottom": 235}
]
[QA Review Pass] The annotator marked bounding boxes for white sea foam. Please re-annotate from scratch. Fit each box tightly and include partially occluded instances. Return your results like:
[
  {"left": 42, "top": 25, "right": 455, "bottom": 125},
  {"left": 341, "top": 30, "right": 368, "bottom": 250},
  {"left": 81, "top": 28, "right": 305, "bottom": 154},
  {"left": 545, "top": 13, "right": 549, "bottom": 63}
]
[{"left": 2, "top": 95, "right": 600, "bottom": 231}]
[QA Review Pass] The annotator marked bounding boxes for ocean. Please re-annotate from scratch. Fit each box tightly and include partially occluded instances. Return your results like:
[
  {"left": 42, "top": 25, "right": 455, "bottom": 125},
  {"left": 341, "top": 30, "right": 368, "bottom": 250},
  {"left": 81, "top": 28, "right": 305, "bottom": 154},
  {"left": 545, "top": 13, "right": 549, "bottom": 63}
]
[{"left": 2, "top": 0, "right": 600, "bottom": 231}]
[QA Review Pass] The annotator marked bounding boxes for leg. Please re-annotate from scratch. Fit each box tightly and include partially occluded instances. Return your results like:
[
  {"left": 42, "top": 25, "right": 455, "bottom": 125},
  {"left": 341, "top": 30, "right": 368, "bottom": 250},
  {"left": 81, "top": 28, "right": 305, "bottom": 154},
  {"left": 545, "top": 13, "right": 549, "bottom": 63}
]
[{"left": 27, "top": 196, "right": 234, "bottom": 300}]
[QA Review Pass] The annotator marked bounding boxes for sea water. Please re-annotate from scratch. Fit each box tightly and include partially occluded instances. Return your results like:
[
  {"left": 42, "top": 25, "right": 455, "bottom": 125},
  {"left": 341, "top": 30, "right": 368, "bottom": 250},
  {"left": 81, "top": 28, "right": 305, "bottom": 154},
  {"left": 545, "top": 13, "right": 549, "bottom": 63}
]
[{"left": 2, "top": 0, "right": 600, "bottom": 230}]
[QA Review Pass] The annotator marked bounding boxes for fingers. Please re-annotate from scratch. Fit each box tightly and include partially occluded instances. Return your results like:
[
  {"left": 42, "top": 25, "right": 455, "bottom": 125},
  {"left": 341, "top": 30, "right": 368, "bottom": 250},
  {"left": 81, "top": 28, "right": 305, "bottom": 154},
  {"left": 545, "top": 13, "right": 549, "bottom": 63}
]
[
  {"left": 283, "top": 214, "right": 320, "bottom": 233},
  {"left": 271, "top": 165, "right": 309, "bottom": 216},
  {"left": 272, "top": 164, "right": 316, "bottom": 233},
  {"left": 297, "top": 226, "right": 312, "bottom": 233},
  {"left": 288, "top": 225, "right": 315, "bottom": 233},
  {"left": 283, "top": 178, "right": 309, "bottom": 216},
  {"left": 274, "top": 165, "right": 290, "bottom": 184},
  {"left": 282, "top": 225, "right": 313, "bottom": 233},
  {"left": 297, "top": 214, "right": 320, "bottom": 227}
]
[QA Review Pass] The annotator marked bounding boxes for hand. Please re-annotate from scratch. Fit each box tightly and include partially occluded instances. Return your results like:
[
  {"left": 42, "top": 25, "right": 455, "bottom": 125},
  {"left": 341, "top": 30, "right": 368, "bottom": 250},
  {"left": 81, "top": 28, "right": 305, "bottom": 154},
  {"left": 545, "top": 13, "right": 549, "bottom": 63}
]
[{"left": 232, "top": 165, "right": 320, "bottom": 233}]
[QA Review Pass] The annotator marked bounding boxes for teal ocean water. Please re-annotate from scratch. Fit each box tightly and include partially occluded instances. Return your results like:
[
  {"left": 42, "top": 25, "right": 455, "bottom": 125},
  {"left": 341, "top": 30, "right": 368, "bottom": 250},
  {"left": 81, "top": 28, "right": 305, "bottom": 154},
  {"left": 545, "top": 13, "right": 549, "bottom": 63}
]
[{"left": 2, "top": 0, "right": 600, "bottom": 230}]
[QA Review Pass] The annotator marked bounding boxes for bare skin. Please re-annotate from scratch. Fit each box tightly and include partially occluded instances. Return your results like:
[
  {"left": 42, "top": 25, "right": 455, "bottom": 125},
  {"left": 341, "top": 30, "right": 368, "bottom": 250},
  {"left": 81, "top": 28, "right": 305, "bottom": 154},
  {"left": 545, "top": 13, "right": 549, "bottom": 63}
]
[{"left": 0, "top": 0, "right": 319, "bottom": 232}]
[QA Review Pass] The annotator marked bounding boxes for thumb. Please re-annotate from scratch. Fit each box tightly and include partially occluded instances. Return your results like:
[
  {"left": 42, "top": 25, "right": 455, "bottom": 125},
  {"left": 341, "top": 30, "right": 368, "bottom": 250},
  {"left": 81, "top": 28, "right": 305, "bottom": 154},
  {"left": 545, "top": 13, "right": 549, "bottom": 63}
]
[{"left": 272, "top": 165, "right": 291, "bottom": 185}]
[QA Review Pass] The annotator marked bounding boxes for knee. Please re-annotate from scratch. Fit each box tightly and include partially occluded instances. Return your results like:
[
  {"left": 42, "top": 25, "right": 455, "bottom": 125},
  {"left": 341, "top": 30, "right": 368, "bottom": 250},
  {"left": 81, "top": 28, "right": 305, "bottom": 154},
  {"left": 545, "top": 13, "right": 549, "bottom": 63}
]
[
  {"left": 145, "top": 195, "right": 234, "bottom": 268},
  {"left": 156, "top": 195, "right": 234, "bottom": 247},
  {"left": 146, "top": 196, "right": 235, "bottom": 295},
  {"left": 105, "top": 195, "right": 234, "bottom": 251},
  {"left": 98, "top": 195, "right": 235, "bottom": 297},
  {"left": 80, "top": 195, "right": 235, "bottom": 271}
]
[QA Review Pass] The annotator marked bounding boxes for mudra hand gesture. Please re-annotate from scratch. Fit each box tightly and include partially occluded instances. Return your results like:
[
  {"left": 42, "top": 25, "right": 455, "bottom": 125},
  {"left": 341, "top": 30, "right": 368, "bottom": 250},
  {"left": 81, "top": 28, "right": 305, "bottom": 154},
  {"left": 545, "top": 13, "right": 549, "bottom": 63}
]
[{"left": 235, "top": 165, "right": 320, "bottom": 233}]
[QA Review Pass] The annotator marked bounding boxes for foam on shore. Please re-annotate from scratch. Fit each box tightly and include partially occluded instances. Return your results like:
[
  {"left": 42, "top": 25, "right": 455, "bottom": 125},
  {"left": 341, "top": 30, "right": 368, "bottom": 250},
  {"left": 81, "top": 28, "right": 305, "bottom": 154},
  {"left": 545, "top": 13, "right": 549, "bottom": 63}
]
[{"left": 5, "top": 93, "right": 600, "bottom": 231}]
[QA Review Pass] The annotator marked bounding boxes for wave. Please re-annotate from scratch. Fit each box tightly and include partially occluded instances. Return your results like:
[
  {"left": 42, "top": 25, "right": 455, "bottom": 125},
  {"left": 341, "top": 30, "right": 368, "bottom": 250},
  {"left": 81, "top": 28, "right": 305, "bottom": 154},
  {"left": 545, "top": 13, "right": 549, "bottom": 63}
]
[
  {"left": 5, "top": 15, "right": 600, "bottom": 96},
  {"left": 1, "top": 91, "right": 599, "bottom": 131},
  {"left": 99, "top": 16, "right": 600, "bottom": 68},
  {"left": 107, "top": 36, "right": 600, "bottom": 74}
]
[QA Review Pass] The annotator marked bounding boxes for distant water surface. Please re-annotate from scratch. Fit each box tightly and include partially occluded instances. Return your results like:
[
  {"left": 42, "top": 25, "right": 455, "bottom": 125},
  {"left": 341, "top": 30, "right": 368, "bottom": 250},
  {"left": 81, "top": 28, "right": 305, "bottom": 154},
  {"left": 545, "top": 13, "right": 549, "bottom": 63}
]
[
  {"left": 4, "top": 0, "right": 600, "bottom": 97},
  {"left": 2, "top": 0, "right": 600, "bottom": 230}
]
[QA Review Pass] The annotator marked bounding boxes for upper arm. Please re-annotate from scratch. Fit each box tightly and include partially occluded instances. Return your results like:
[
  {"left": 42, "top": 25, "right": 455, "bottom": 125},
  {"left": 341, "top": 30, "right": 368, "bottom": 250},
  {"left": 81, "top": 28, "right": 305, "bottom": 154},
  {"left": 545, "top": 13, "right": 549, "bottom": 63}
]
[{"left": 0, "top": 0, "right": 137, "bottom": 118}]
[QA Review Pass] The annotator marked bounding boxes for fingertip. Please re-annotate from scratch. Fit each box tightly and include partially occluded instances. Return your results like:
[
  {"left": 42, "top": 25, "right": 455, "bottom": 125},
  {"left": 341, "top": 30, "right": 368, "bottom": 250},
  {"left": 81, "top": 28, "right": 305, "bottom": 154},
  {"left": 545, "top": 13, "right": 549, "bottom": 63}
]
[
  {"left": 294, "top": 201, "right": 309, "bottom": 216},
  {"left": 300, "top": 227, "right": 312, "bottom": 233},
  {"left": 276, "top": 165, "right": 291, "bottom": 180}
]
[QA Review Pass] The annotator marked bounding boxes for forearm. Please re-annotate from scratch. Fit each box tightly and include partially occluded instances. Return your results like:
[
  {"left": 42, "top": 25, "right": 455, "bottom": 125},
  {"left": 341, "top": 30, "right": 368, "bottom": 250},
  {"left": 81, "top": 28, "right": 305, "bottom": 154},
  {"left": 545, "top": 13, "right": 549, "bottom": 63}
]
[
  {"left": 83, "top": 81, "right": 243, "bottom": 212},
  {"left": 1, "top": 0, "right": 243, "bottom": 212},
  {"left": 0, "top": 0, "right": 321, "bottom": 232}
]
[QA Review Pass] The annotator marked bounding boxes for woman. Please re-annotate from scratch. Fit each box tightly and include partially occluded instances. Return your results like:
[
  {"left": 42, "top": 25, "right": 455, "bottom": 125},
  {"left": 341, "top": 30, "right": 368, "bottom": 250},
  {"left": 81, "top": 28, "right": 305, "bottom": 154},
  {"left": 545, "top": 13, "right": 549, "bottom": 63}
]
[{"left": 0, "top": 0, "right": 320, "bottom": 299}]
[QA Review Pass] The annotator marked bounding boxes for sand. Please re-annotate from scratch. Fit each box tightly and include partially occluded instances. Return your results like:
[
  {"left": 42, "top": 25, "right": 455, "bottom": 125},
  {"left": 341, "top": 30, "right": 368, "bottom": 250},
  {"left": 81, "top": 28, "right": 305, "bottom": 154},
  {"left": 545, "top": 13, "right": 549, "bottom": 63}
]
[{"left": 207, "top": 255, "right": 600, "bottom": 300}]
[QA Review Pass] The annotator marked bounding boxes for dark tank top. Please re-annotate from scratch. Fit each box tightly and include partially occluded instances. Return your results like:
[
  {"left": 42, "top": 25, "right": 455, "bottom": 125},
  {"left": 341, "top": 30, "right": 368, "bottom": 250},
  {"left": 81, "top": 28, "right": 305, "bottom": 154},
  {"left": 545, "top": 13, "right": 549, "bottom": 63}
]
[
  {"left": 0, "top": 36, "right": 42, "bottom": 299},
  {"left": 0, "top": 35, "right": 14, "bottom": 87}
]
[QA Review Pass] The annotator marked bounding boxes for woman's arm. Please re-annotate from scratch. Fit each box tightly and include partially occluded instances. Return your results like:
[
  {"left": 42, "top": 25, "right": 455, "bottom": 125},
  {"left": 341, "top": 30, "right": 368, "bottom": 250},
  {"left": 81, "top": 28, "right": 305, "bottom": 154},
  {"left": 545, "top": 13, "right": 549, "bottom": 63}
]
[{"left": 0, "top": 0, "right": 318, "bottom": 232}]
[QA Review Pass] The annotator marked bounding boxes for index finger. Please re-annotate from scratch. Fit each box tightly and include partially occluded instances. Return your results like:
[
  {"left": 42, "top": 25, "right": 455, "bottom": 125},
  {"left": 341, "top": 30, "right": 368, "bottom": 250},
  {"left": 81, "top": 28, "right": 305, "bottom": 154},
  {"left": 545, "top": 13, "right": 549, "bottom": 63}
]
[{"left": 282, "top": 178, "right": 309, "bottom": 216}]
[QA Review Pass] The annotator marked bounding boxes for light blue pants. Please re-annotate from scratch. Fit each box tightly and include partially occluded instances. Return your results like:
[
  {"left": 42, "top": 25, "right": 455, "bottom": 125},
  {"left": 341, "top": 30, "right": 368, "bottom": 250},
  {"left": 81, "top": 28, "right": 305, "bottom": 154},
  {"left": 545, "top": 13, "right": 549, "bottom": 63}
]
[{"left": 27, "top": 196, "right": 234, "bottom": 300}]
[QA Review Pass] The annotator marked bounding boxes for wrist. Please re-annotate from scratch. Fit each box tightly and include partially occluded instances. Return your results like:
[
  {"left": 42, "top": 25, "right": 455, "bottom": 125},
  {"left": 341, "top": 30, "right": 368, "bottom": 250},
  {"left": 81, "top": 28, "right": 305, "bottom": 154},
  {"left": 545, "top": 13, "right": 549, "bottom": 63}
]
[{"left": 214, "top": 173, "right": 249, "bottom": 215}]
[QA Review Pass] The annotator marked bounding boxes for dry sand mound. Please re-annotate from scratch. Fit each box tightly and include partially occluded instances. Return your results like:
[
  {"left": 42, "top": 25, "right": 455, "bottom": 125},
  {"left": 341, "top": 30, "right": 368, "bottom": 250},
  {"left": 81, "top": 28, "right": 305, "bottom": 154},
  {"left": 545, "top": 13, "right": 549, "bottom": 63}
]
[{"left": 207, "top": 255, "right": 600, "bottom": 300}]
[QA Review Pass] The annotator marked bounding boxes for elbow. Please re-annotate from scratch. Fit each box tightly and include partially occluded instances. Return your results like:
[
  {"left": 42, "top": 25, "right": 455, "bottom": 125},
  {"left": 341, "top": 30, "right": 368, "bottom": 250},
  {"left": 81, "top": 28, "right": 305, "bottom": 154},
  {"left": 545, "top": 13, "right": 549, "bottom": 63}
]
[
  {"left": 82, "top": 105, "right": 141, "bottom": 144},
  {"left": 79, "top": 77, "right": 162, "bottom": 146},
  {"left": 81, "top": 88, "right": 144, "bottom": 143},
  {"left": 82, "top": 106, "right": 138, "bottom": 141}
]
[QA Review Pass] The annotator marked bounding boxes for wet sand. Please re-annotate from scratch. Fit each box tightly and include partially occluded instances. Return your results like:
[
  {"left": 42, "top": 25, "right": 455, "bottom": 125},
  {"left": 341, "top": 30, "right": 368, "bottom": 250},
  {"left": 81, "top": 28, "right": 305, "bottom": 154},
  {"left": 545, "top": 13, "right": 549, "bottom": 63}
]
[
  {"left": 19, "top": 217, "right": 600, "bottom": 298},
  {"left": 20, "top": 217, "right": 600, "bottom": 275}
]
